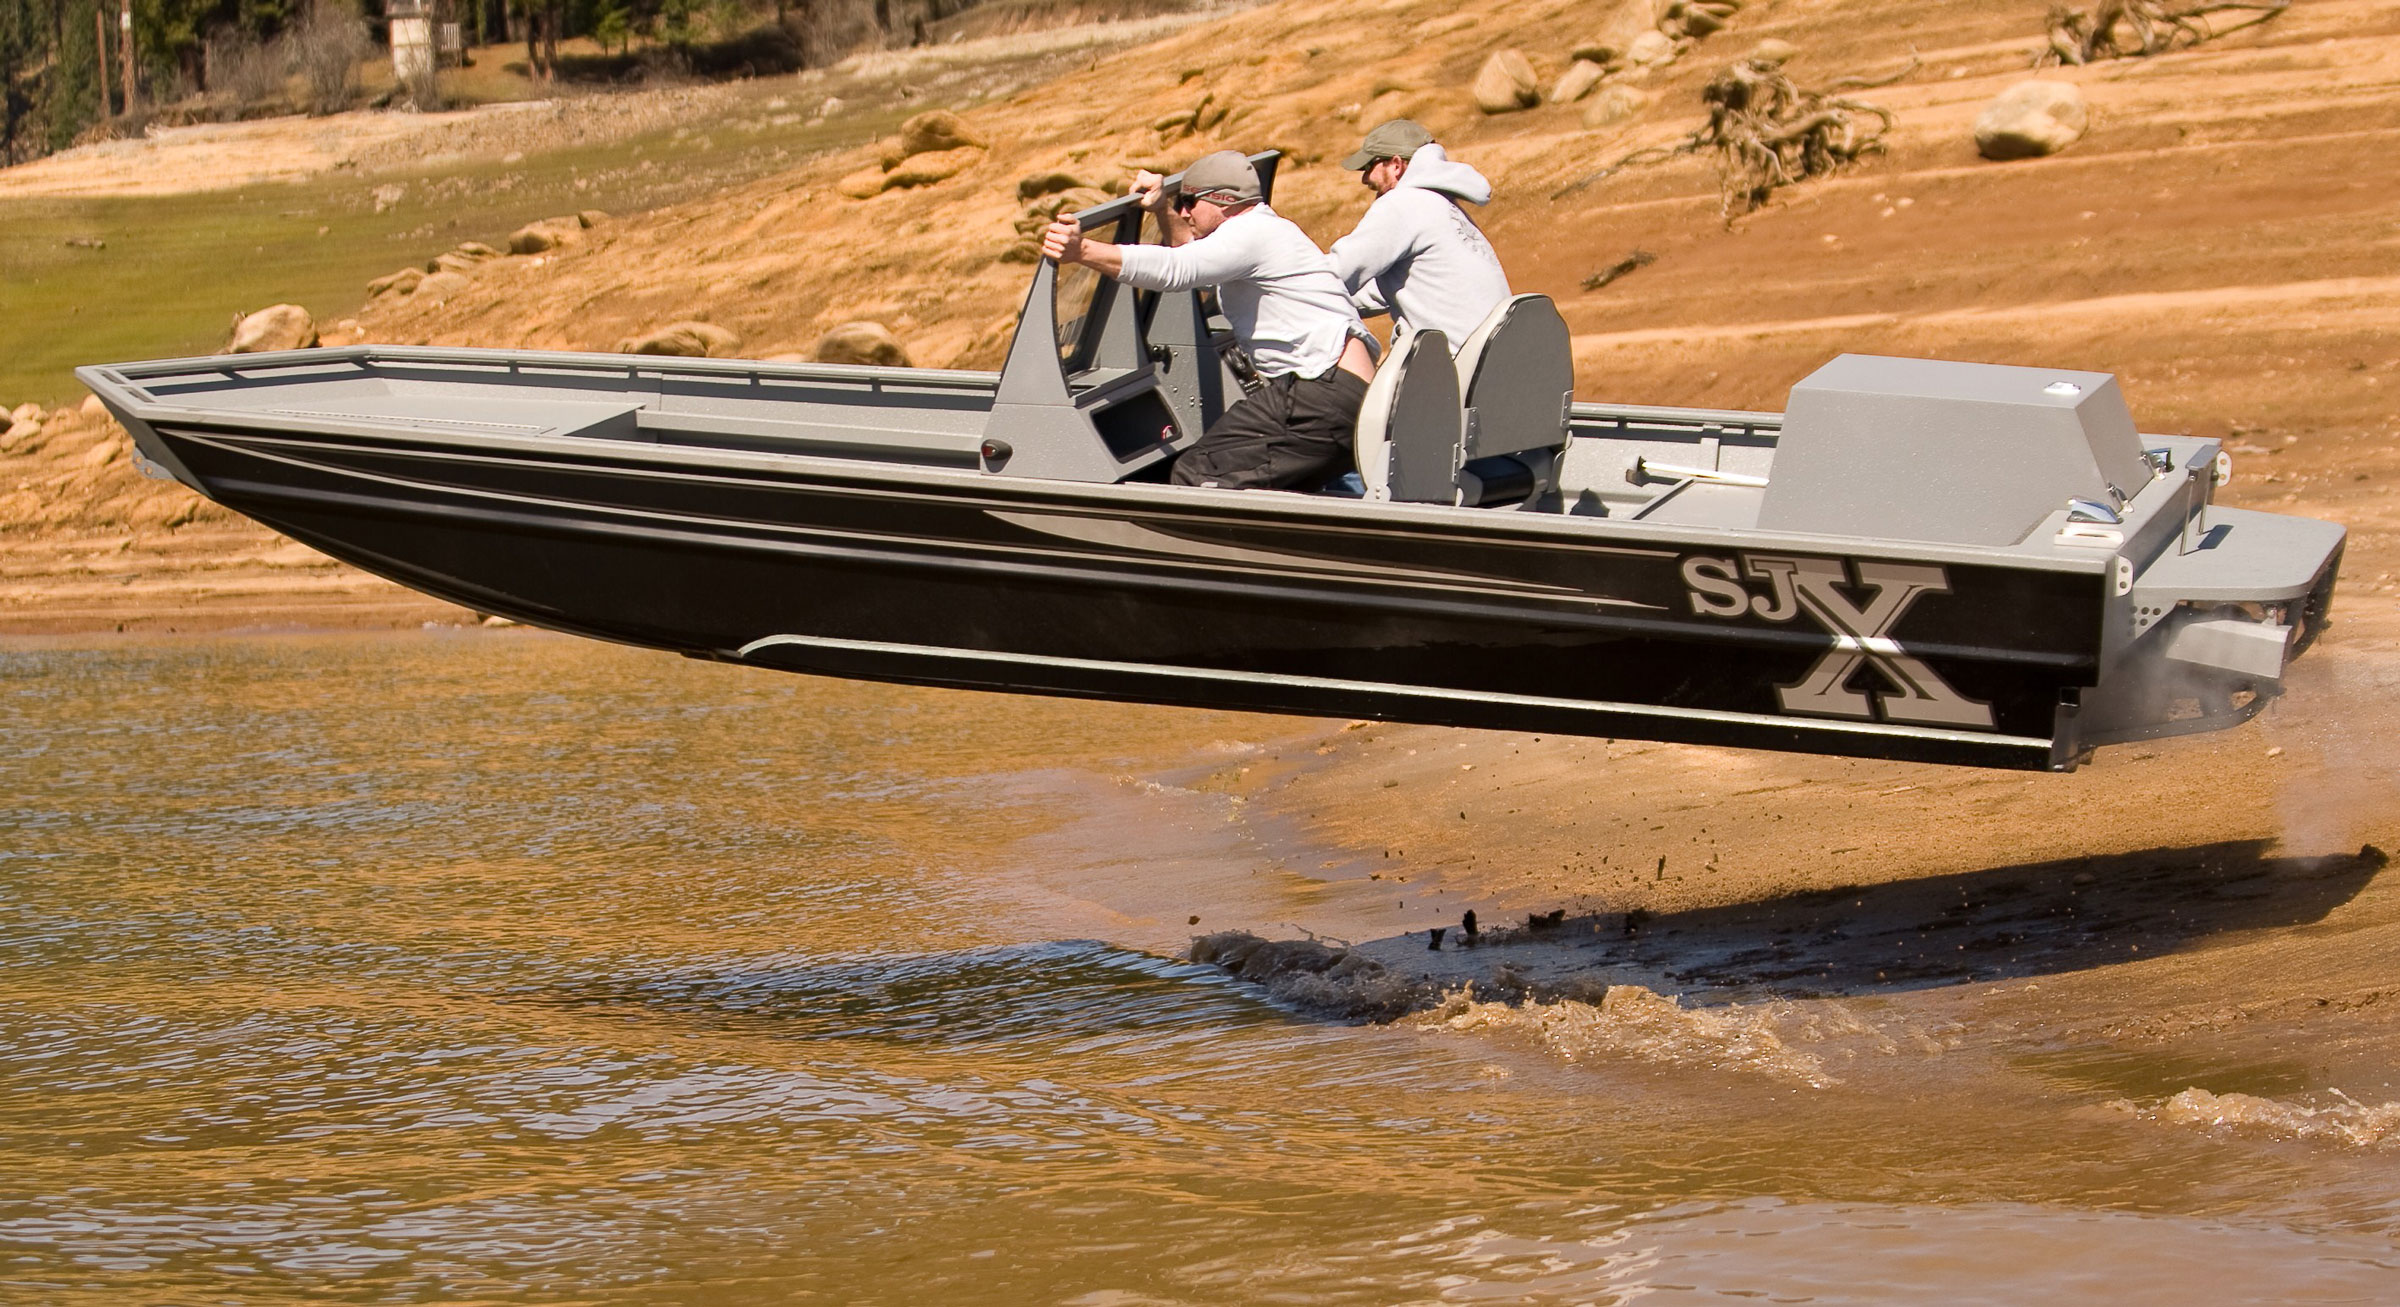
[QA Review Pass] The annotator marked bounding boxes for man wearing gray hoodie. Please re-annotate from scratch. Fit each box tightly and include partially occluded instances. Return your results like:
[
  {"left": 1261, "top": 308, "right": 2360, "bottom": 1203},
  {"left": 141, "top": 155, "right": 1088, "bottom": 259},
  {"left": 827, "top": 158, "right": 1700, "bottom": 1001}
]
[{"left": 1330, "top": 120, "right": 1512, "bottom": 355}]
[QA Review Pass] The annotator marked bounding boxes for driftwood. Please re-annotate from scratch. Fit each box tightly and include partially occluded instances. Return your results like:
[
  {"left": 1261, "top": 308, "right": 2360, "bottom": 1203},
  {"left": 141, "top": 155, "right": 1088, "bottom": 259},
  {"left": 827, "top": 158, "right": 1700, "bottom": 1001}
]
[
  {"left": 1581, "top": 248, "right": 1657, "bottom": 291},
  {"left": 1553, "top": 56, "right": 1912, "bottom": 221},
  {"left": 2039, "top": 0, "right": 2290, "bottom": 64}
]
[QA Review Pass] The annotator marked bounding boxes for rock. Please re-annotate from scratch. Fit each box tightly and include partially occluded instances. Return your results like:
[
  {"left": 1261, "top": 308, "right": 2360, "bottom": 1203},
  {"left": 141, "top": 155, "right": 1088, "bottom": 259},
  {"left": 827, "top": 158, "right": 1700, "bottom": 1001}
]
[
  {"left": 1626, "top": 30, "right": 1678, "bottom": 67},
  {"left": 1571, "top": 42, "right": 1618, "bottom": 65},
  {"left": 367, "top": 266, "right": 425, "bottom": 298},
  {"left": 1017, "top": 170, "right": 1099, "bottom": 201},
  {"left": 453, "top": 241, "right": 504, "bottom": 259},
  {"left": 883, "top": 146, "right": 983, "bottom": 190},
  {"left": 899, "top": 109, "right": 988, "bottom": 157},
  {"left": 10, "top": 402, "right": 42, "bottom": 426},
  {"left": 227, "top": 305, "right": 319, "bottom": 354},
  {"left": 1472, "top": 50, "right": 1541, "bottom": 114},
  {"left": 617, "top": 321, "right": 742, "bottom": 358},
  {"left": 1748, "top": 37, "right": 1799, "bottom": 64},
  {"left": 837, "top": 165, "right": 892, "bottom": 200},
  {"left": 1581, "top": 83, "right": 1653, "bottom": 128},
  {"left": 1976, "top": 80, "right": 2089, "bottom": 159},
  {"left": 507, "top": 218, "right": 580, "bottom": 255},
  {"left": 81, "top": 394, "right": 105, "bottom": 420},
  {"left": 577, "top": 210, "right": 610, "bottom": 228},
  {"left": 813, "top": 322, "right": 911, "bottom": 368},
  {"left": 1016, "top": 187, "right": 1111, "bottom": 231},
  {"left": 1552, "top": 59, "right": 1607, "bottom": 105},
  {"left": 1659, "top": 0, "right": 1740, "bottom": 38},
  {"left": 816, "top": 96, "right": 843, "bottom": 117},
  {"left": 3, "top": 419, "right": 41, "bottom": 448},
  {"left": 1188, "top": 931, "right": 1347, "bottom": 981},
  {"left": 414, "top": 270, "right": 472, "bottom": 303},
  {"left": 429, "top": 251, "right": 485, "bottom": 275}
]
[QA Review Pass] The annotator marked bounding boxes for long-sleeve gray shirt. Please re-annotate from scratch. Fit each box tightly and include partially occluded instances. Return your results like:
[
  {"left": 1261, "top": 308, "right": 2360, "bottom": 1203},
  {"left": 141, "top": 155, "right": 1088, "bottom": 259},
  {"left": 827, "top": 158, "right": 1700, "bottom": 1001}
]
[
  {"left": 1328, "top": 145, "right": 1511, "bottom": 353},
  {"left": 1114, "top": 204, "right": 1366, "bottom": 379}
]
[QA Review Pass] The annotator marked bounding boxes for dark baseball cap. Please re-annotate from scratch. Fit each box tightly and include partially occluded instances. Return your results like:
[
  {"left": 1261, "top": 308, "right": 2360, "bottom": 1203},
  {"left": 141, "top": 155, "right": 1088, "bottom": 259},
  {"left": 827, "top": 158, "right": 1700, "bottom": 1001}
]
[
  {"left": 1341, "top": 119, "right": 1436, "bottom": 170},
  {"left": 1176, "top": 150, "right": 1263, "bottom": 203}
]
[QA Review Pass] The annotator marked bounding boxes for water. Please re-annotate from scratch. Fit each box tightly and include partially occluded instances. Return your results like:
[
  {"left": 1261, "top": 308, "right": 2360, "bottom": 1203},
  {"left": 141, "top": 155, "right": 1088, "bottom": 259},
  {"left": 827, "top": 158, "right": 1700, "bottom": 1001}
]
[{"left": 3, "top": 631, "right": 2397, "bottom": 1304}]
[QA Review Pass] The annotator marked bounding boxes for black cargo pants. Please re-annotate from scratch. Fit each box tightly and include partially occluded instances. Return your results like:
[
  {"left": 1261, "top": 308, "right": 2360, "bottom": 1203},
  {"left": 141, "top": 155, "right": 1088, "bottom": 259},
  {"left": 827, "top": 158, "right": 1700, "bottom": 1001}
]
[{"left": 1169, "top": 367, "right": 1369, "bottom": 492}]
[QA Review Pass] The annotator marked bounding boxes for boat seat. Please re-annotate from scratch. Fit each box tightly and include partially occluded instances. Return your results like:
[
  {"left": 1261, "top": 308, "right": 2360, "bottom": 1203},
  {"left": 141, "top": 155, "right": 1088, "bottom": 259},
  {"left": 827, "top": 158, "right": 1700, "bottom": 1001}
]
[
  {"left": 1451, "top": 294, "right": 1575, "bottom": 508},
  {"left": 1353, "top": 328, "right": 1463, "bottom": 503}
]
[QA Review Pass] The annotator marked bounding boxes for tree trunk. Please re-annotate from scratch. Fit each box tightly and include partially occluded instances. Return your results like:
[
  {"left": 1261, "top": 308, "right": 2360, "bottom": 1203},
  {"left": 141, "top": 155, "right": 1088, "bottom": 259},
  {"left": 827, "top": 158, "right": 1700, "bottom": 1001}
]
[
  {"left": 116, "top": 0, "right": 133, "bottom": 112},
  {"left": 94, "top": 5, "right": 109, "bottom": 116}
]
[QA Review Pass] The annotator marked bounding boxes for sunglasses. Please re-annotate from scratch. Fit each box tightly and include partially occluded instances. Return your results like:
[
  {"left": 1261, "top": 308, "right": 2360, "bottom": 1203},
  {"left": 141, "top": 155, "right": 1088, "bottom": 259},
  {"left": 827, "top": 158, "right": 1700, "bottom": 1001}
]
[{"left": 1173, "top": 191, "right": 1231, "bottom": 214}]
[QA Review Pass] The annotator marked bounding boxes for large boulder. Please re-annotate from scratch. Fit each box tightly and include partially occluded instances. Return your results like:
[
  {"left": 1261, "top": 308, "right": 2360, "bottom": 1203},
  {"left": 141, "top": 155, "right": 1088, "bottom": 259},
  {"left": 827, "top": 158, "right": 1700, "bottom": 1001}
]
[
  {"left": 429, "top": 250, "right": 486, "bottom": 275},
  {"left": 617, "top": 322, "right": 742, "bottom": 358},
  {"left": 1625, "top": 29, "right": 1678, "bottom": 68},
  {"left": 508, "top": 217, "right": 581, "bottom": 255},
  {"left": 227, "top": 304, "right": 319, "bottom": 354},
  {"left": 4, "top": 404, "right": 43, "bottom": 448},
  {"left": 813, "top": 322, "right": 911, "bottom": 368},
  {"left": 1747, "top": 37, "right": 1799, "bottom": 65},
  {"left": 1976, "top": 80, "right": 2089, "bottom": 160},
  {"left": 1662, "top": 0, "right": 1740, "bottom": 38},
  {"left": 367, "top": 266, "right": 425, "bottom": 299},
  {"left": 835, "top": 167, "right": 891, "bottom": 200},
  {"left": 1552, "top": 59, "right": 1607, "bottom": 105},
  {"left": 1015, "top": 187, "right": 1111, "bottom": 233},
  {"left": 899, "top": 109, "right": 988, "bottom": 157},
  {"left": 1472, "top": 50, "right": 1541, "bottom": 114},
  {"left": 883, "top": 146, "right": 983, "bottom": 190},
  {"left": 1582, "top": 83, "right": 1653, "bottom": 128},
  {"left": 1017, "top": 170, "right": 1104, "bottom": 201},
  {"left": 413, "top": 270, "right": 472, "bottom": 303}
]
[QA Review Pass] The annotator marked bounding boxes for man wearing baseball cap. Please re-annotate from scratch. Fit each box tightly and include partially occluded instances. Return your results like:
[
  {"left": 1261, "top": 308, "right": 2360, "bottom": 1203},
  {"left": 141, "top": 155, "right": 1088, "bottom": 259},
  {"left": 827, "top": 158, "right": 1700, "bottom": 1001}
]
[
  {"left": 1331, "top": 119, "right": 1511, "bottom": 354},
  {"left": 1040, "top": 150, "right": 1376, "bottom": 492}
]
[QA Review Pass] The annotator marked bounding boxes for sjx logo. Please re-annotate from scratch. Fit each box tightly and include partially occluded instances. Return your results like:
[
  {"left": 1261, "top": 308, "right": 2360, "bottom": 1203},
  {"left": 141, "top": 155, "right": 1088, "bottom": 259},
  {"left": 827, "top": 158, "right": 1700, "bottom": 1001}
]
[{"left": 1681, "top": 554, "right": 1994, "bottom": 729}]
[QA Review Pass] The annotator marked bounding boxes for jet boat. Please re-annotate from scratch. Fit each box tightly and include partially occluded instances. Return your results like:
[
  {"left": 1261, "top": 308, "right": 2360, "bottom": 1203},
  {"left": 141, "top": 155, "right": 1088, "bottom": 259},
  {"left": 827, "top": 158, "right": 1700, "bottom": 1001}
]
[{"left": 79, "top": 154, "right": 2343, "bottom": 771}]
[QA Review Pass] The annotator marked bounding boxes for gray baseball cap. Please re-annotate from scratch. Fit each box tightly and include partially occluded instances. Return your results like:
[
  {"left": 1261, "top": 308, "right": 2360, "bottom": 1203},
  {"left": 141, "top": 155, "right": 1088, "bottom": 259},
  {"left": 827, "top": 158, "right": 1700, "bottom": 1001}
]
[
  {"left": 1176, "top": 150, "right": 1263, "bottom": 204},
  {"left": 1341, "top": 119, "right": 1436, "bottom": 170}
]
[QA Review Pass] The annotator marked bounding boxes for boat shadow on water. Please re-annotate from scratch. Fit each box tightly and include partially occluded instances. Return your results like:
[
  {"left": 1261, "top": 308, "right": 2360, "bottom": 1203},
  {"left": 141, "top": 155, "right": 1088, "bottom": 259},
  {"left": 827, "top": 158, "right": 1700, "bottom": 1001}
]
[{"left": 1241, "top": 839, "right": 2390, "bottom": 1013}]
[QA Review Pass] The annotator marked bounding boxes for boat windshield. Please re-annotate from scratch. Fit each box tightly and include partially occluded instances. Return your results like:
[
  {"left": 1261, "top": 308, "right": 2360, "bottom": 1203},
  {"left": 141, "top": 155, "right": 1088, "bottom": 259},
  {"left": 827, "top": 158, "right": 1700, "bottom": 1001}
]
[{"left": 1055, "top": 210, "right": 1159, "bottom": 370}]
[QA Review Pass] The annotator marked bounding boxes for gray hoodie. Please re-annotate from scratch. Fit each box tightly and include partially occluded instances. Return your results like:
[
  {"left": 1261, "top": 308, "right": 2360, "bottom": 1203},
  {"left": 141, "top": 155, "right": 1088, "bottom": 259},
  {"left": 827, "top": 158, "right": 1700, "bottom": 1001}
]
[{"left": 1327, "top": 144, "right": 1512, "bottom": 353}]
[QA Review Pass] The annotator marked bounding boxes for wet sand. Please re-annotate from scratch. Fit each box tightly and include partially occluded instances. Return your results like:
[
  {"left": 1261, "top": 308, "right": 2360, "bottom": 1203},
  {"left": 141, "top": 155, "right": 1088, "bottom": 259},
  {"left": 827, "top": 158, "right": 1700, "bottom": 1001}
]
[{"left": 1013, "top": 602, "right": 2400, "bottom": 1154}]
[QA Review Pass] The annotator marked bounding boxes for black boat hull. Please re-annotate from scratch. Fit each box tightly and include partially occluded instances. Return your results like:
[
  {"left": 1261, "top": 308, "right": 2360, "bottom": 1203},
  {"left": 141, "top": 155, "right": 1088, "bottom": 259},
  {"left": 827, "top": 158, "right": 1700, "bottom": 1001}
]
[{"left": 155, "top": 415, "right": 2095, "bottom": 769}]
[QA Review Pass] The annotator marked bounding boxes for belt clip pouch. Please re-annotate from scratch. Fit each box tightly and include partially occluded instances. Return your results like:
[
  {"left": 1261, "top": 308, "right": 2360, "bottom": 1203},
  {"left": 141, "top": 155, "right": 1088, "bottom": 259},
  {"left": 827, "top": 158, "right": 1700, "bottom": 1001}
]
[{"left": 1221, "top": 342, "right": 1266, "bottom": 396}]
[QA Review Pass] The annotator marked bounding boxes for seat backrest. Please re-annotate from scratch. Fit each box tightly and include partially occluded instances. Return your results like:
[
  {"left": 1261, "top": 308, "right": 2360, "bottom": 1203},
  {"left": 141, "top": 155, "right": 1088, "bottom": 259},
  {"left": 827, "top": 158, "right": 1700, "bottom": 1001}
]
[
  {"left": 1452, "top": 294, "right": 1574, "bottom": 465},
  {"left": 1352, "top": 329, "right": 1461, "bottom": 503}
]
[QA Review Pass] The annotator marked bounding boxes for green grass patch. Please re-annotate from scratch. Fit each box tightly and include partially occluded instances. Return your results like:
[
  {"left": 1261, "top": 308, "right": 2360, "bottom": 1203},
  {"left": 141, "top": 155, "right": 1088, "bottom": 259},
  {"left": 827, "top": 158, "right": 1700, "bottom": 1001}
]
[{"left": 0, "top": 100, "right": 903, "bottom": 407}]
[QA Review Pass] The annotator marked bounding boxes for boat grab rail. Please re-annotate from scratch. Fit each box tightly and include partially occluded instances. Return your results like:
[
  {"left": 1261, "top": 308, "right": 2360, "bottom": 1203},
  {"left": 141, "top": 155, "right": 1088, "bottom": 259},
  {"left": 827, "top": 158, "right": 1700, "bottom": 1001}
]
[
  {"left": 1062, "top": 151, "right": 1285, "bottom": 231},
  {"left": 82, "top": 345, "right": 1001, "bottom": 407}
]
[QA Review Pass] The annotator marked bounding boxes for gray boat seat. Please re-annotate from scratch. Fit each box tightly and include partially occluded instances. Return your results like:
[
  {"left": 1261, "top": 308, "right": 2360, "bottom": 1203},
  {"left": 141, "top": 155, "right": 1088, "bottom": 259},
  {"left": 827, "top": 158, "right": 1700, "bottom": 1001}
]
[
  {"left": 1452, "top": 294, "right": 1575, "bottom": 508},
  {"left": 1353, "top": 328, "right": 1463, "bottom": 503}
]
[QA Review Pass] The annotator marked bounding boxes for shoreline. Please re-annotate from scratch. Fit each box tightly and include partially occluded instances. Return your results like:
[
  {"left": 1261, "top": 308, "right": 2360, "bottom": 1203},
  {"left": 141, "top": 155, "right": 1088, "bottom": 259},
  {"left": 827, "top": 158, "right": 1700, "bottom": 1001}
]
[{"left": 12, "top": 599, "right": 2400, "bottom": 1147}]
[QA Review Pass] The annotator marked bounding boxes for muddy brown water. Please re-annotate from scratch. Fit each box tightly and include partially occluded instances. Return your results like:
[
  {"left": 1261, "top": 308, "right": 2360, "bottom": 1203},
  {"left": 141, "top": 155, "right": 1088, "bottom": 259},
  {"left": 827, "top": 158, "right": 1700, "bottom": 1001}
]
[{"left": 3, "top": 630, "right": 2397, "bottom": 1304}]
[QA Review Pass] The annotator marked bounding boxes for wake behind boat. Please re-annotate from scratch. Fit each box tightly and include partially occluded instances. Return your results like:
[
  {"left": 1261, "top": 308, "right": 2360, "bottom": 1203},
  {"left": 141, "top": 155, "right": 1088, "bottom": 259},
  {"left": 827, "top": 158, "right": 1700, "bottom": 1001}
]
[{"left": 79, "top": 154, "right": 2342, "bottom": 772}]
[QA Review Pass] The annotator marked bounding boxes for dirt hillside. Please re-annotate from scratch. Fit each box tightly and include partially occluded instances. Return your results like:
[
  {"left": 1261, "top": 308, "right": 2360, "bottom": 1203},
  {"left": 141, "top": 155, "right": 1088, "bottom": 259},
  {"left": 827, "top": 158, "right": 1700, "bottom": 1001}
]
[{"left": 8, "top": 0, "right": 2396, "bottom": 633}]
